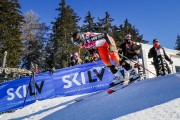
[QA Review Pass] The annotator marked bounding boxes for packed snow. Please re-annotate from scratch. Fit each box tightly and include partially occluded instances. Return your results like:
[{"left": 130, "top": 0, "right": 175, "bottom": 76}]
[{"left": 1, "top": 73, "right": 180, "bottom": 120}]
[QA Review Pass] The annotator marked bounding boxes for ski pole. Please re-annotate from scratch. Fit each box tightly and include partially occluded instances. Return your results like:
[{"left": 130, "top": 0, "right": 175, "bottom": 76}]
[
  {"left": 23, "top": 73, "right": 33, "bottom": 107},
  {"left": 118, "top": 53, "right": 156, "bottom": 76}
]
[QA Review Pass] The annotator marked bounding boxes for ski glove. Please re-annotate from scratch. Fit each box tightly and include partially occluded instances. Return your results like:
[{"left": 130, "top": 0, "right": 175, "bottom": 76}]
[{"left": 108, "top": 45, "right": 116, "bottom": 52}]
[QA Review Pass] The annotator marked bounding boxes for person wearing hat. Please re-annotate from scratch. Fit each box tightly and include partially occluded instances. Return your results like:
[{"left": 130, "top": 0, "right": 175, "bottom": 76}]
[
  {"left": 118, "top": 34, "right": 142, "bottom": 85},
  {"left": 148, "top": 39, "right": 173, "bottom": 76}
]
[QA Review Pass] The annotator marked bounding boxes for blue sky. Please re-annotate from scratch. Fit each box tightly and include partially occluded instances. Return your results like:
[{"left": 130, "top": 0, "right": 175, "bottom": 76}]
[{"left": 19, "top": 0, "right": 180, "bottom": 49}]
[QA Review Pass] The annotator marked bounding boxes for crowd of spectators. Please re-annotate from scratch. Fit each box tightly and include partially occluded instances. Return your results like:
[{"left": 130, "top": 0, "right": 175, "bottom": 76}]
[{"left": 68, "top": 49, "right": 100, "bottom": 67}]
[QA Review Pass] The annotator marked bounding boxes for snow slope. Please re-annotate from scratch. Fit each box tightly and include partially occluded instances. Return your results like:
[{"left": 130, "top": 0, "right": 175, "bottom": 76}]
[{"left": 1, "top": 73, "right": 180, "bottom": 120}]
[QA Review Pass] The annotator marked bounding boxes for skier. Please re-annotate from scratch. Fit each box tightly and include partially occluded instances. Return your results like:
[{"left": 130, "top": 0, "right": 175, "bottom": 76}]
[
  {"left": 118, "top": 34, "right": 142, "bottom": 85},
  {"left": 148, "top": 39, "right": 173, "bottom": 76},
  {"left": 71, "top": 31, "right": 123, "bottom": 86}
]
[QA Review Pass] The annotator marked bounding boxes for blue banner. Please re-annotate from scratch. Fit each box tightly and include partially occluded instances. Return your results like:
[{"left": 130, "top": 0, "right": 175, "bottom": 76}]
[{"left": 0, "top": 60, "right": 114, "bottom": 112}]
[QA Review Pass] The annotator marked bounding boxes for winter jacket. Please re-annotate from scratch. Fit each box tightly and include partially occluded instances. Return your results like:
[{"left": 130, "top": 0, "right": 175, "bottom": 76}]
[
  {"left": 119, "top": 42, "right": 140, "bottom": 60},
  {"left": 148, "top": 45, "right": 171, "bottom": 65}
]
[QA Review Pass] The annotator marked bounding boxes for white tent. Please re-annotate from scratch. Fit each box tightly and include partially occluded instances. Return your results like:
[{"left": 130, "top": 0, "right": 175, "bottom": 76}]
[{"left": 140, "top": 43, "right": 180, "bottom": 78}]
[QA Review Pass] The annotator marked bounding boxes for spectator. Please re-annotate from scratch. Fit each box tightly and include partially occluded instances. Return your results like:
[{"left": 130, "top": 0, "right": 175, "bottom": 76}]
[
  {"left": 148, "top": 39, "right": 173, "bottom": 76},
  {"left": 118, "top": 34, "right": 142, "bottom": 85}
]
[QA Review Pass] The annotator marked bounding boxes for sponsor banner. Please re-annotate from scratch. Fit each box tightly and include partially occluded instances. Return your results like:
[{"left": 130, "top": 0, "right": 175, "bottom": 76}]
[{"left": 0, "top": 60, "right": 113, "bottom": 112}]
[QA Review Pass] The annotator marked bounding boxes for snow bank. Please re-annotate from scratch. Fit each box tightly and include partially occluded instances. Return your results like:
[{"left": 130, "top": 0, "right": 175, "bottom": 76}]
[{"left": 1, "top": 73, "right": 180, "bottom": 120}]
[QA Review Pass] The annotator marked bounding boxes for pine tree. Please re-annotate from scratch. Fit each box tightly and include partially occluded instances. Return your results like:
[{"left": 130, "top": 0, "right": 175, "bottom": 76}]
[
  {"left": 175, "top": 35, "right": 180, "bottom": 50},
  {"left": 81, "top": 11, "right": 97, "bottom": 32},
  {"left": 116, "top": 19, "right": 146, "bottom": 45},
  {"left": 96, "top": 11, "right": 114, "bottom": 34},
  {"left": 0, "top": 0, "right": 24, "bottom": 67},
  {"left": 21, "top": 10, "right": 49, "bottom": 71},
  {"left": 48, "top": 0, "right": 80, "bottom": 69},
  {"left": 111, "top": 25, "right": 123, "bottom": 46}
]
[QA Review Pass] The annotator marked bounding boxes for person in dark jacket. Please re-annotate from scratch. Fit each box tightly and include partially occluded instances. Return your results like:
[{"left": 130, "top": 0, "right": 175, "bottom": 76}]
[
  {"left": 118, "top": 34, "right": 142, "bottom": 85},
  {"left": 148, "top": 39, "right": 173, "bottom": 76}
]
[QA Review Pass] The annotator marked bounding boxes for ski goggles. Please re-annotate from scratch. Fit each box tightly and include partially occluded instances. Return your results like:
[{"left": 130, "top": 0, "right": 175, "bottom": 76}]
[{"left": 71, "top": 37, "right": 82, "bottom": 46}]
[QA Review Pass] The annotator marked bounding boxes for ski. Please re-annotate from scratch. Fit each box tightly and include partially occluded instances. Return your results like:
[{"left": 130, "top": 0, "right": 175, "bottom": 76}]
[
  {"left": 107, "top": 77, "right": 140, "bottom": 94},
  {"left": 74, "top": 81, "right": 124, "bottom": 103},
  {"left": 109, "top": 81, "right": 124, "bottom": 88},
  {"left": 107, "top": 83, "right": 124, "bottom": 94},
  {"left": 74, "top": 76, "right": 143, "bottom": 102}
]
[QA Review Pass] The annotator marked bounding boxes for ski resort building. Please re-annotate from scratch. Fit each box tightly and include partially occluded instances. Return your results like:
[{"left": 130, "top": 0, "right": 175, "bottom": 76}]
[{"left": 140, "top": 43, "right": 180, "bottom": 78}]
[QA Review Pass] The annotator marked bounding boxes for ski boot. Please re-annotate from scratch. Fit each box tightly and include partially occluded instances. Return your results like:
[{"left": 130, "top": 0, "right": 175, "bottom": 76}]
[
  {"left": 109, "top": 76, "right": 124, "bottom": 87},
  {"left": 123, "top": 68, "right": 140, "bottom": 85},
  {"left": 109, "top": 70, "right": 124, "bottom": 87},
  {"left": 129, "top": 69, "right": 140, "bottom": 82}
]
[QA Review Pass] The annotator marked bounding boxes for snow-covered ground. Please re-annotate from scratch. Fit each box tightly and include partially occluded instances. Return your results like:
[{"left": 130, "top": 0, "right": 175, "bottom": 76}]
[{"left": 1, "top": 73, "right": 180, "bottom": 120}]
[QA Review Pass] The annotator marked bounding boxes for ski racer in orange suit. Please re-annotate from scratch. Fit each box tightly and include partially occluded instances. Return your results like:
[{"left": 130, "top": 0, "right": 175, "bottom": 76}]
[{"left": 71, "top": 31, "right": 124, "bottom": 86}]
